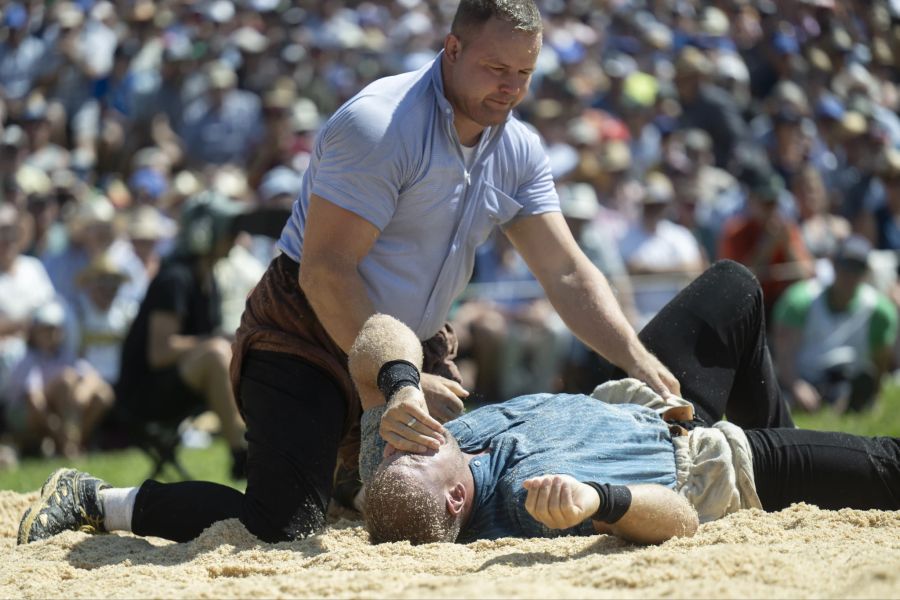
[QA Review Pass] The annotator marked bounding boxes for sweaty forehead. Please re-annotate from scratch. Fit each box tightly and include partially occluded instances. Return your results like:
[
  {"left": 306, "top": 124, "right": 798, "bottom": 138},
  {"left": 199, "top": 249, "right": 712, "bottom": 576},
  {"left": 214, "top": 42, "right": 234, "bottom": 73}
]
[{"left": 465, "top": 19, "right": 542, "bottom": 61}]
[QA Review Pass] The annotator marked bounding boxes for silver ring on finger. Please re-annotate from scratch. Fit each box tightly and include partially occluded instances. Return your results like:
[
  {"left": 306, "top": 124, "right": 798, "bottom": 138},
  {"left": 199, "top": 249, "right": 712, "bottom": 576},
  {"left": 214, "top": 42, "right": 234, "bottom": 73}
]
[{"left": 406, "top": 417, "right": 417, "bottom": 428}]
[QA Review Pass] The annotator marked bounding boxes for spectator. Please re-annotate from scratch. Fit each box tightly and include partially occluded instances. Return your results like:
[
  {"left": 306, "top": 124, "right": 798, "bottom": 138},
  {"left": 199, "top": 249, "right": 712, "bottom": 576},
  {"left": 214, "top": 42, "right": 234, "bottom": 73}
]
[
  {"left": 40, "top": 1, "right": 115, "bottom": 160},
  {"left": 5, "top": 298, "right": 113, "bottom": 458},
  {"left": 124, "top": 205, "right": 172, "bottom": 303},
  {"left": 619, "top": 172, "right": 706, "bottom": 327},
  {"left": 178, "top": 61, "right": 264, "bottom": 167},
  {"left": 666, "top": 128, "right": 742, "bottom": 260},
  {"left": 793, "top": 162, "right": 850, "bottom": 263},
  {"left": 0, "top": 204, "right": 56, "bottom": 410},
  {"left": 115, "top": 192, "right": 247, "bottom": 477},
  {"left": 719, "top": 168, "right": 815, "bottom": 317},
  {"left": 21, "top": 93, "right": 69, "bottom": 174},
  {"left": 862, "top": 149, "right": 900, "bottom": 252},
  {"left": 42, "top": 195, "right": 143, "bottom": 309},
  {"left": 0, "top": 3, "right": 44, "bottom": 114},
  {"left": 72, "top": 254, "right": 137, "bottom": 387},
  {"left": 674, "top": 46, "right": 748, "bottom": 169},
  {"left": 773, "top": 235, "right": 898, "bottom": 413}
]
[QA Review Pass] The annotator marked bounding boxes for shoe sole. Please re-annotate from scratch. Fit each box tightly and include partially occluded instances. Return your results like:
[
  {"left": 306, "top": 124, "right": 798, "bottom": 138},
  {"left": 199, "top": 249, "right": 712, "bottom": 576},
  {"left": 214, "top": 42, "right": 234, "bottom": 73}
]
[{"left": 17, "top": 468, "right": 72, "bottom": 545}]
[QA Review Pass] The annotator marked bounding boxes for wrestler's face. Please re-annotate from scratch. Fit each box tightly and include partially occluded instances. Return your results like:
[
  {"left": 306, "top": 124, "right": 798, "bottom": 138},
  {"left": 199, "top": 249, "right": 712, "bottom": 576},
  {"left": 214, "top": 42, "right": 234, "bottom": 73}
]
[
  {"left": 443, "top": 17, "right": 541, "bottom": 130},
  {"left": 379, "top": 434, "right": 465, "bottom": 485}
]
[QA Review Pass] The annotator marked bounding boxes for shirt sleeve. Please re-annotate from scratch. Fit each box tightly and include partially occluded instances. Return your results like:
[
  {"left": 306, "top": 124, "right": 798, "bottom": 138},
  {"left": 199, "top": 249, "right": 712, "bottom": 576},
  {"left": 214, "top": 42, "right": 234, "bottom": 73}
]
[
  {"left": 509, "top": 126, "right": 560, "bottom": 217},
  {"left": 142, "top": 264, "right": 191, "bottom": 318},
  {"left": 360, "top": 406, "right": 388, "bottom": 486},
  {"left": 869, "top": 292, "right": 899, "bottom": 351},
  {"left": 310, "top": 100, "right": 406, "bottom": 231}
]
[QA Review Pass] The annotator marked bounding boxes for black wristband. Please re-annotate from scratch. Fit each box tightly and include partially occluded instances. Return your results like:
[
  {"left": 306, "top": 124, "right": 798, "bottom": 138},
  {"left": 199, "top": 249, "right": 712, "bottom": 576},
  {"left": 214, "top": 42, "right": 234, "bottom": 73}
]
[
  {"left": 377, "top": 360, "right": 421, "bottom": 402},
  {"left": 583, "top": 482, "right": 632, "bottom": 524}
]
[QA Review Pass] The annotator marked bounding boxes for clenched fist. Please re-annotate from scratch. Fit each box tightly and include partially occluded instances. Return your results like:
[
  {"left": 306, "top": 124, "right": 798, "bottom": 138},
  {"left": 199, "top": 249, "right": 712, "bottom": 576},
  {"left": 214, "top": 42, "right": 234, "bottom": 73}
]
[{"left": 523, "top": 474, "right": 601, "bottom": 530}]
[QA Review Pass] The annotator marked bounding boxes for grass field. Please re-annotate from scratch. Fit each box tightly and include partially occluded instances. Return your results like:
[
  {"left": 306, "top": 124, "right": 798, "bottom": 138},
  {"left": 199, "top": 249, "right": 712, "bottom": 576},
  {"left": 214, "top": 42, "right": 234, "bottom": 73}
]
[{"left": 1, "top": 383, "right": 899, "bottom": 494}]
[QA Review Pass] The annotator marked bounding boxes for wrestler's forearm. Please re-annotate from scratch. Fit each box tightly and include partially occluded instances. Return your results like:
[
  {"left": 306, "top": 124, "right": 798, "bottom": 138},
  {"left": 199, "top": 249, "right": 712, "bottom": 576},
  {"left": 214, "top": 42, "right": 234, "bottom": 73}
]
[
  {"left": 546, "top": 260, "right": 647, "bottom": 371},
  {"left": 359, "top": 406, "right": 388, "bottom": 486},
  {"left": 593, "top": 484, "right": 698, "bottom": 544}
]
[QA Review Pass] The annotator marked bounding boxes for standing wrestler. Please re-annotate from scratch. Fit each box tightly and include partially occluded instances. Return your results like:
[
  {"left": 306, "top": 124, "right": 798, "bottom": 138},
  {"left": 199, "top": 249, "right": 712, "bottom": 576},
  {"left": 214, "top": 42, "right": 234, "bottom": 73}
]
[{"left": 20, "top": 0, "right": 679, "bottom": 545}]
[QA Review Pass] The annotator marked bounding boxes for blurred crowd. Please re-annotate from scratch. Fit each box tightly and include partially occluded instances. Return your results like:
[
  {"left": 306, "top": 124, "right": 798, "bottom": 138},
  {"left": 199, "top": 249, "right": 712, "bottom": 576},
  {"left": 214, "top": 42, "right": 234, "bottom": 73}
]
[{"left": 1, "top": 0, "right": 900, "bottom": 465}]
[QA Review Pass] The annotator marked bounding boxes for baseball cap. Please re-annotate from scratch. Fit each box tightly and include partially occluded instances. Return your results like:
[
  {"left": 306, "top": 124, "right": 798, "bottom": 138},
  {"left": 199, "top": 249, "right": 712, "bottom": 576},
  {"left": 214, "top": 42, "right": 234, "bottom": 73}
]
[
  {"left": 558, "top": 183, "right": 599, "bottom": 220},
  {"left": 675, "top": 47, "right": 713, "bottom": 77},
  {"left": 750, "top": 173, "right": 784, "bottom": 202},
  {"left": 258, "top": 166, "right": 301, "bottom": 204},
  {"left": 815, "top": 94, "right": 845, "bottom": 121},
  {"left": 643, "top": 172, "right": 674, "bottom": 204},
  {"left": 834, "top": 235, "right": 871, "bottom": 270},
  {"left": 772, "top": 32, "right": 800, "bottom": 55},
  {"left": 128, "top": 167, "right": 168, "bottom": 201},
  {"left": 4, "top": 3, "right": 27, "bottom": 30}
]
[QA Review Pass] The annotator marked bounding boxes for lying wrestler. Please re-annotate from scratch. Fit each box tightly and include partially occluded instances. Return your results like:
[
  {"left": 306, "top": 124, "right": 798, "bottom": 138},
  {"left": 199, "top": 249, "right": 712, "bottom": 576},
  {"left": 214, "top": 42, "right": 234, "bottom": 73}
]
[{"left": 349, "top": 263, "right": 900, "bottom": 545}]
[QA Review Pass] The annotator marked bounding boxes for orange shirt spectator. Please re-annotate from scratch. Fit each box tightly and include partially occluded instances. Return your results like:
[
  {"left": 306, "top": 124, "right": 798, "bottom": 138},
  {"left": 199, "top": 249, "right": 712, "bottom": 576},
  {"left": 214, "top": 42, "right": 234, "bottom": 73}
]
[{"left": 719, "top": 174, "right": 815, "bottom": 312}]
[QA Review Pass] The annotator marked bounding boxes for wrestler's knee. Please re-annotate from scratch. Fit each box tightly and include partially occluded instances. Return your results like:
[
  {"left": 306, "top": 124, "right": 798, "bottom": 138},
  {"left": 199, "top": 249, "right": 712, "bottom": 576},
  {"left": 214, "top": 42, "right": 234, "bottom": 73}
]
[
  {"left": 708, "top": 260, "right": 762, "bottom": 296},
  {"left": 240, "top": 460, "right": 329, "bottom": 543}
]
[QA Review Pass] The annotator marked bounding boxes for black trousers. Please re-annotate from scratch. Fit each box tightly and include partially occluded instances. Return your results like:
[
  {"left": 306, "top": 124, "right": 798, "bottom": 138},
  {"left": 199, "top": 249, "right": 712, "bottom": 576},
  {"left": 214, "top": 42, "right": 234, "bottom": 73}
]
[
  {"left": 600, "top": 260, "right": 899, "bottom": 511},
  {"left": 133, "top": 261, "right": 899, "bottom": 542},
  {"left": 133, "top": 351, "right": 346, "bottom": 542}
]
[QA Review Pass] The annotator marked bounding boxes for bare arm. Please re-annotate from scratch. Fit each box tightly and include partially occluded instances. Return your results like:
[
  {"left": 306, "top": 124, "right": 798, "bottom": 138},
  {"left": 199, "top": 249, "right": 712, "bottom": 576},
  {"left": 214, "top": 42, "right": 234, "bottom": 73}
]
[
  {"left": 146, "top": 311, "right": 207, "bottom": 369},
  {"left": 302, "top": 194, "right": 467, "bottom": 422},
  {"left": 349, "top": 314, "right": 444, "bottom": 459},
  {"left": 298, "top": 194, "right": 380, "bottom": 353},
  {"left": 523, "top": 475, "right": 698, "bottom": 545},
  {"left": 773, "top": 321, "right": 822, "bottom": 411},
  {"left": 505, "top": 212, "right": 680, "bottom": 397},
  {"left": 592, "top": 484, "right": 698, "bottom": 545},
  {"left": 0, "top": 315, "right": 29, "bottom": 338}
]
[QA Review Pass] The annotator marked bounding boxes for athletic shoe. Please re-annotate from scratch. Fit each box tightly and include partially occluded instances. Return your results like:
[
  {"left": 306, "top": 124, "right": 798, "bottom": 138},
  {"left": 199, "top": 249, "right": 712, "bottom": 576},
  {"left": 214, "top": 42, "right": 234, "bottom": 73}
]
[{"left": 17, "top": 468, "right": 110, "bottom": 545}]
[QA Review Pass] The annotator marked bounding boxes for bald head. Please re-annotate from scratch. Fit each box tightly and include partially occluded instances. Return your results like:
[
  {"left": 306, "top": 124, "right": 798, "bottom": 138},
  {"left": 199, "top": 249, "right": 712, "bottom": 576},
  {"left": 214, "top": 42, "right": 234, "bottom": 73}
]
[
  {"left": 365, "top": 434, "right": 467, "bottom": 545},
  {"left": 365, "top": 465, "right": 458, "bottom": 544}
]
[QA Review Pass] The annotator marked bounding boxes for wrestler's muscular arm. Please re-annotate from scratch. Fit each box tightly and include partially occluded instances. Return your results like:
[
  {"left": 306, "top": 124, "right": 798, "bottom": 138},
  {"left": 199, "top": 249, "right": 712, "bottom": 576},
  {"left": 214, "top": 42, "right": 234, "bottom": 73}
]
[
  {"left": 505, "top": 213, "right": 681, "bottom": 398},
  {"left": 591, "top": 484, "right": 698, "bottom": 545},
  {"left": 523, "top": 475, "right": 698, "bottom": 545},
  {"left": 298, "top": 195, "right": 380, "bottom": 353},
  {"left": 300, "top": 195, "right": 452, "bottom": 451}
]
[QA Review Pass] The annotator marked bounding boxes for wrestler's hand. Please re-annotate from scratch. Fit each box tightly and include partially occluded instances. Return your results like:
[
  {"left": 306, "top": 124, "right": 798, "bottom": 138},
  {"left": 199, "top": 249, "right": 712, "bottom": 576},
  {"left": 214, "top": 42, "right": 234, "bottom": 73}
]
[
  {"left": 380, "top": 386, "right": 445, "bottom": 454},
  {"left": 625, "top": 349, "right": 681, "bottom": 399},
  {"left": 523, "top": 474, "right": 600, "bottom": 530},
  {"left": 420, "top": 372, "right": 468, "bottom": 423}
]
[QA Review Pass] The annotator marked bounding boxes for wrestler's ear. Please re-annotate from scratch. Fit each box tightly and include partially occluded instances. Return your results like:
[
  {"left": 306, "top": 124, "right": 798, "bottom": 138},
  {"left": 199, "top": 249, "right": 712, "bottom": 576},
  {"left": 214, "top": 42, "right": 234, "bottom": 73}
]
[
  {"left": 446, "top": 482, "right": 466, "bottom": 516},
  {"left": 445, "top": 33, "right": 462, "bottom": 62}
]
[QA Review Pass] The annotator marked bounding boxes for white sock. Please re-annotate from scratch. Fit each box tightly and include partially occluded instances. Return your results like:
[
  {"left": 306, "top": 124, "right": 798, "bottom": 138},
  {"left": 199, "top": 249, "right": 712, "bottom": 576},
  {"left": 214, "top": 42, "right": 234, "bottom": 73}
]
[{"left": 100, "top": 487, "right": 138, "bottom": 533}]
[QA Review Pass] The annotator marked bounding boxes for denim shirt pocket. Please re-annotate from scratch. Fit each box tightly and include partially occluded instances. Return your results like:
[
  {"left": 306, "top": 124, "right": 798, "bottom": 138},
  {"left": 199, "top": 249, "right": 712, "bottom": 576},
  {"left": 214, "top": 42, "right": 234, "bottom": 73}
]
[{"left": 467, "top": 183, "right": 523, "bottom": 249}]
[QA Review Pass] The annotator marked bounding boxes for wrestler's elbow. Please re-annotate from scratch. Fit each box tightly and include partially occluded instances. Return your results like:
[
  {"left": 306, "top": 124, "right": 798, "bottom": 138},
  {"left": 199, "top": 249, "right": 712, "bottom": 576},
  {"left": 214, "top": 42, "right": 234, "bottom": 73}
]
[{"left": 605, "top": 484, "right": 698, "bottom": 545}]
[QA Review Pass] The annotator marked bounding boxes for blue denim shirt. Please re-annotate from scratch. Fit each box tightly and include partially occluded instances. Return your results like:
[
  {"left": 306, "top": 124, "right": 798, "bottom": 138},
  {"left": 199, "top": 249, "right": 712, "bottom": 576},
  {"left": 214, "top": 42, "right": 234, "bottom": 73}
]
[
  {"left": 361, "top": 392, "right": 677, "bottom": 542},
  {"left": 277, "top": 54, "right": 559, "bottom": 339}
]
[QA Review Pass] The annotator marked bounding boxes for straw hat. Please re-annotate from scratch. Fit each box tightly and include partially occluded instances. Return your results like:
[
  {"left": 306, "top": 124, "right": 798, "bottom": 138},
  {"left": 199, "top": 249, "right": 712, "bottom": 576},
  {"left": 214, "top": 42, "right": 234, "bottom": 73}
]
[{"left": 76, "top": 254, "right": 130, "bottom": 288}]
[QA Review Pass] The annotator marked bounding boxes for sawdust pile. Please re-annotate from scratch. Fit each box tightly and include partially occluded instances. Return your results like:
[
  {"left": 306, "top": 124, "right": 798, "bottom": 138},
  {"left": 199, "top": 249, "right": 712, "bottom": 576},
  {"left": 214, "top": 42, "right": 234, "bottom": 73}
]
[{"left": 2, "top": 490, "right": 899, "bottom": 598}]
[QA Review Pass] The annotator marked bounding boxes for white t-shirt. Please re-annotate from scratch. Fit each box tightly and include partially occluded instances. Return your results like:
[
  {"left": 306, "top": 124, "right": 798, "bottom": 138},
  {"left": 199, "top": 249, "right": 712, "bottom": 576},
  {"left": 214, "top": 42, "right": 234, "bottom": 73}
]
[
  {"left": 619, "top": 220, "right": 702, "bottom": 325},
  {"left": 0, "top": 255, "right": 56, "bottom": 325},
  {"left": 619, "top": 220, "right": 702, "bottom": 270},
  {"left": 0, "top": 255, "right": 56, "bottom": 394}
]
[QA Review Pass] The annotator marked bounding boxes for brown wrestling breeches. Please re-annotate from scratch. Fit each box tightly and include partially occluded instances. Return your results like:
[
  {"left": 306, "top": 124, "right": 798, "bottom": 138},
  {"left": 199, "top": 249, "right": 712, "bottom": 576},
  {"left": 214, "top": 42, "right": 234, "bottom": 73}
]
[{"left": 229, "top": 253, "right": 462, "bottom": 470}]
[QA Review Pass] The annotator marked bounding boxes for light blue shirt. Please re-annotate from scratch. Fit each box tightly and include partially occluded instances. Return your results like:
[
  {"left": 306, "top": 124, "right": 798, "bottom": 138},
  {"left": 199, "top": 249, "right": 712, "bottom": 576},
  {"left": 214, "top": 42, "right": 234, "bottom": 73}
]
[
  {"left": 360, "top": 393, "right": 677, "bottom": 543},
  {"left": 277, "top": 54, "right": 559, "bottom": 339}
]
